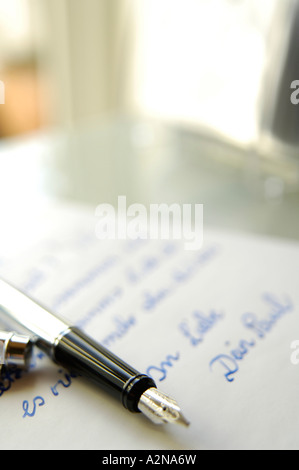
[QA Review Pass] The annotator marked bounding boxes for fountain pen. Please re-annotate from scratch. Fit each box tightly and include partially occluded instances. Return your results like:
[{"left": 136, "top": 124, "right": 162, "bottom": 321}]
[{"left": 0, "top": 278, "right": 189, "bottom": 427}]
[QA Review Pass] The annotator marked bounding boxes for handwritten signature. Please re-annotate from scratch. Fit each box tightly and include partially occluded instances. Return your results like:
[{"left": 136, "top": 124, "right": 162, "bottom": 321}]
[{"left": 209, "top": 293, "right": 293, "bottom": 382}]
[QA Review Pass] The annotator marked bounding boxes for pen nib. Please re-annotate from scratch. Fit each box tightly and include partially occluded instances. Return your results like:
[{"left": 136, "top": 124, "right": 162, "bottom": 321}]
[{"left": 138, "top": 388, "right": 190, "bottom": 427}]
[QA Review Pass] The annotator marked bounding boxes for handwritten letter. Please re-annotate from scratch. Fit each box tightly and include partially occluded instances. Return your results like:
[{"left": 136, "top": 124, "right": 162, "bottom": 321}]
[{"left": 0, "top": 204, "right": 299, "bottom": 450}]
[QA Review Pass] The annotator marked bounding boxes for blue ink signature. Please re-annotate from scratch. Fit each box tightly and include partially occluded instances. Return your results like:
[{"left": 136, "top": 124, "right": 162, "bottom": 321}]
[{"left": 209, "top": 293, "right": 294, "bottom": 382}]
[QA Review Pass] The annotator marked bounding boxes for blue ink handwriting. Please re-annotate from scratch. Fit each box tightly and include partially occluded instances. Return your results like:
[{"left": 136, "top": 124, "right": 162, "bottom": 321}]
[
  {"left": 101, "top": 315, "right": 136, "bottom": 348},
  {"left": 146, "top": 352, "right": 180, "bottom": 382},
  {"left": 242, "top": 293, "right": 293, "bottom": 339},
  {"left": 142, "top": 245, "right": 220, "bottom": 313},
  {"left": 52, "top": 255, "right": 119, "bottom": 309},
  {"left": 126, "top": 243, "right": 178, "bottom": 284},
  {"left": 143, "top": 287, "right": 171, "bottom": 311},
  {"left": 210, "top": 293, "right": 294, "bottom": 382},
  {"left": 77, "top": 286, "right": 123, "bottom": 329},
  {"left": 22, "top": 396, "right": 45, "bottom": 418},
  {"left": 0, "top": 366, "right": 24, "bottom": 397},
  {"left": 173, "top": 246, "right": 220, "bottom": 283},
  {"left": 209, "top": 339, "right": 256, "bottom": 382},
  {"left": 51, "top": 369, "right": 78, "bottom": 396},
  {"left": 179, "top": 309, "right": 224, "bottom": 346},
  {"left": 22, "top": 368, "right": 78, "bottom": 418}
]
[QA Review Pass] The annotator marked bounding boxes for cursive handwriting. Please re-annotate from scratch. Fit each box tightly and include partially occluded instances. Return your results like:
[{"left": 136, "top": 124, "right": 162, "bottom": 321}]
[
  {"left": 0, "top": 366, "right": 24, "bottom": 397},
  {"left": 22, "top": 396, "right": 45, "bottom": 418},
  {"left": 179, "top": 309, "right": 224, "bottom": 346},
  {"left": 173, "top": 245, "right": 220, "bottom": 283},
  {"left": 77, "top": 286, "right": 123, "bottom": 329},
  {"left": 210, "top": 294, "right": 294, "bottom": 382},
  {"left": 52, "top": 255, "right": 119, "bottom": 310},
  {"left": 22, "top": 368, "right": 78, "bottom": 418},
  {"left": 101, "top": 315, "right": 137, "bottom": 348},
  {"left": 142, "top": 245, "right": 220, "bottom": 313},
  {"left": 146, "top": 352, "right": 180, "bottom": 382},
  {"left": 241, "top": 293, "right": 293, "bottom": 339},
  {"left": 143, "top": 286, "right": 171, "bottom": 311},
  {"left": 209, "top": 339, "right": 256, "bottom": 382},
  {"left": 51, "top": 369, "right": 78, "bottom": 396}
]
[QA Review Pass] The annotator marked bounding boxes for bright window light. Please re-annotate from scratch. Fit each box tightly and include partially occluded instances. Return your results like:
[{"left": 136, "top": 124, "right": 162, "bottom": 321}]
[{"left": 131, "top": 0, "right": 278, "bottom": 146}]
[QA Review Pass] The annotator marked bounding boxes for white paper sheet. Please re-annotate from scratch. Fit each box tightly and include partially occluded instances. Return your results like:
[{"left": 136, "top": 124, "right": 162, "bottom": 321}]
[{"left": 0, "top": 203, "right": 299, "bottom": 450}]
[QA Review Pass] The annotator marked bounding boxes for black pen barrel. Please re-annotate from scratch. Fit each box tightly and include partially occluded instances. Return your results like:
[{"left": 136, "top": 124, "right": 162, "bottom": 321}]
[
  {"left": 52, "top": 327, "right": 156, "bottom": 412},
  {"left": 0, "top": 279, "right": 156, "bottom": 412},
  {"left": 0, "top": 279, "right": 188, "bottom": 426}
]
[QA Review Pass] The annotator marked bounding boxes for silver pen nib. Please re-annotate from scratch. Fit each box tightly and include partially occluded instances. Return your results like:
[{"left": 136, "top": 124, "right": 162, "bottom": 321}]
[{"left": 138, "top": 387, "right": 190, "bottom": 427}]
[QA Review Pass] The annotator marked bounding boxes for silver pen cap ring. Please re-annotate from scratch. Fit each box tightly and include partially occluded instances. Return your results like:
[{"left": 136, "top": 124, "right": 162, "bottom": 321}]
[{"left": 0, "top": 332, "right": 33, "bottom": 370}]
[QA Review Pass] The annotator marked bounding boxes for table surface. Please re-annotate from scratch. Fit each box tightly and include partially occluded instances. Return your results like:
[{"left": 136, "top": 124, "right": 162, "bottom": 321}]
[{"left": 0, "top": 114, "right": 298, "bottom": 243}]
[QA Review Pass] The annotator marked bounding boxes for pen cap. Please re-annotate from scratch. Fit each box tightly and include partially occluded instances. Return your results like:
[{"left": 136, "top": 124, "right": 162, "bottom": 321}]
[{"left": 0, "top": 331, "right": 33, "bottom": 369}]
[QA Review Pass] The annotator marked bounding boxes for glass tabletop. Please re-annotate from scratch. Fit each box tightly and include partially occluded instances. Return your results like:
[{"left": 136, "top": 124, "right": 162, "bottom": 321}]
[{"left": 0, "top": 114, "right": 298, "bottom": 243}]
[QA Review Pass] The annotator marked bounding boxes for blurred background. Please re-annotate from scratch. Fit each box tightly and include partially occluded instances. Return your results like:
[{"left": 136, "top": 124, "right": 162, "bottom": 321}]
[{"left": 0, "top": 0, "right": 298, "bottom": 240}]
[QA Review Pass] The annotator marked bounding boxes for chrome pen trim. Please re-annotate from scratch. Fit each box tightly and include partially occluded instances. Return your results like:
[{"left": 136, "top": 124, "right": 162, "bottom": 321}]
[
  {"left": 0, "top": 278, "right": 69, "bottom": 348},
  {"left": 0, "top": 330, "right": 33, "bottom": 372}
]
